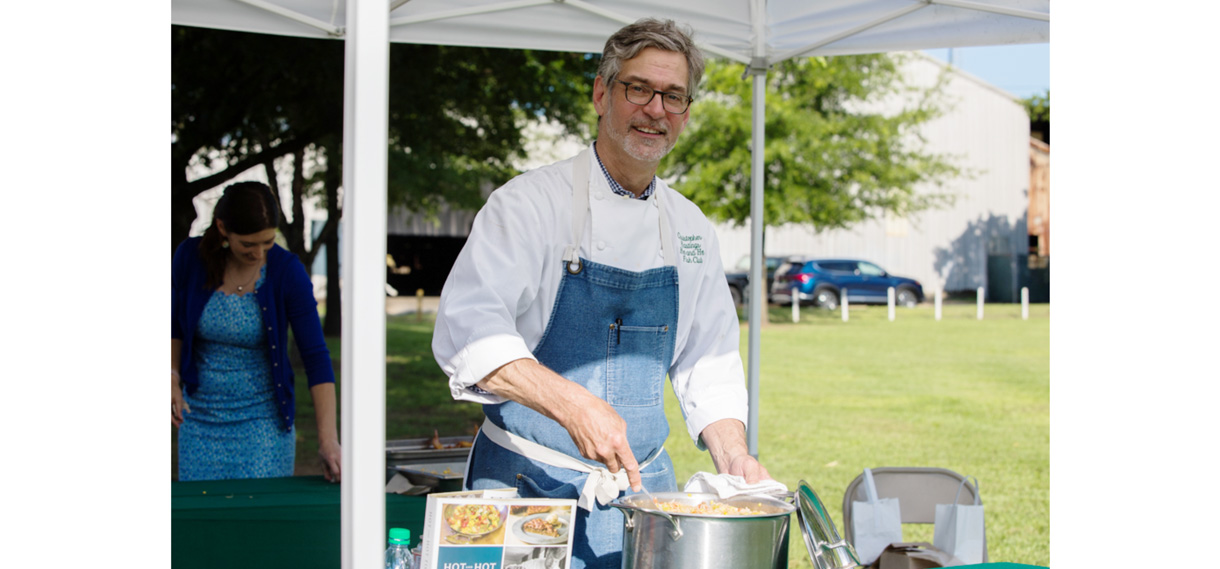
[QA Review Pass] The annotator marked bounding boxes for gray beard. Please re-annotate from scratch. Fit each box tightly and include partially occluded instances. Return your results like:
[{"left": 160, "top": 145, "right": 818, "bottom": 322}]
[{"left": 610, "top": 123, "right": 674, "bottom": 163}]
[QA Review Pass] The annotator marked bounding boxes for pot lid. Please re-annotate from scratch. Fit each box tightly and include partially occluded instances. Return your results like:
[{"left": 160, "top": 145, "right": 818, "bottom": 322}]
[{"left": 795, "top": 480, "right": 863, "bottom": 569}]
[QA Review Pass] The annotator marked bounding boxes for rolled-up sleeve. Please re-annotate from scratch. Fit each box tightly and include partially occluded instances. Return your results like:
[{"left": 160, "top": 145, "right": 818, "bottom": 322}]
[
  {"left": 669, "top": 228, "right": 749, "bottom": 449},
  {"left": 432, "top": 182, "right": 549, "bottom": 404}
]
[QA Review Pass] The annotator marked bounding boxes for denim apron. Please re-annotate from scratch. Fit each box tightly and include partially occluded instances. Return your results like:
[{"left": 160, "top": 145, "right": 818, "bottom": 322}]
[{"left": 467, "top": 148, "right": 679, "bottom": 569}]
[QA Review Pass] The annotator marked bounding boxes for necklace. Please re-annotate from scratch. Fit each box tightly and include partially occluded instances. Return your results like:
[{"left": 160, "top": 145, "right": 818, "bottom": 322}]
[{"left": 228, "top": 265, "right": 262, "bottom": 293}]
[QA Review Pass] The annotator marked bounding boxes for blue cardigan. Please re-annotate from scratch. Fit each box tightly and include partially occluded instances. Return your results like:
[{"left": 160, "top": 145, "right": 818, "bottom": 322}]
[{"left": 171, "top": 237, "right": 335, "bottom": 431}]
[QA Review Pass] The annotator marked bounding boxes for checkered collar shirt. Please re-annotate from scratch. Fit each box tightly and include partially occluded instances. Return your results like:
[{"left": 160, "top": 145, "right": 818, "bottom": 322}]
[{"left": 593, "top": 142, "right": 656, "bottom": 200}]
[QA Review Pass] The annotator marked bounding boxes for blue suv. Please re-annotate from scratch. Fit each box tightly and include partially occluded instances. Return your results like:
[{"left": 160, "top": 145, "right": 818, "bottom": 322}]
[{"left": 769, "top": 258, "right": 924, "bottom": 310}]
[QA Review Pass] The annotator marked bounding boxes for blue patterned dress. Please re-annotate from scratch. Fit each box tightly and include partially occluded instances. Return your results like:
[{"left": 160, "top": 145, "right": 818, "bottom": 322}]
[{"left": 178, "top": 268, "right": 296, "bottom": 481}]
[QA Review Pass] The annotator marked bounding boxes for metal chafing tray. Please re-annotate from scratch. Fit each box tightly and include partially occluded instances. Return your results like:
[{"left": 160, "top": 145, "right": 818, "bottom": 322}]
[
  {"left": 391, "top": 461, "right": 467, "bottom": 493},
  {"left": 385, "top": 436, "right": 474, "bottom": 465}
]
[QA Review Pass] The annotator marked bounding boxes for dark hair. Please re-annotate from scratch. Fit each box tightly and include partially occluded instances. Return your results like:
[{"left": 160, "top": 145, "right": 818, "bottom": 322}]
[
  {"left": 598, "top": 18, "right": 705, "bottom": 98},
  {"left": 198, "top": 181, "right": 280, "bottom": 289}
]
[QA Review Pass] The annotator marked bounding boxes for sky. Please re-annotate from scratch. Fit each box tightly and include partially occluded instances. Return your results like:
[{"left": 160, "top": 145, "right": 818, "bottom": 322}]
[{"left": 923, "top": 43, "right": 1049, "bottom": 100}]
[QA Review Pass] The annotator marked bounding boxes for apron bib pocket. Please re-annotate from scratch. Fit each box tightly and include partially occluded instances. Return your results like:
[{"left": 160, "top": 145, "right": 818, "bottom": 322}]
[{"left": 606, "top": 324, "right": 670, "bottom": 407}]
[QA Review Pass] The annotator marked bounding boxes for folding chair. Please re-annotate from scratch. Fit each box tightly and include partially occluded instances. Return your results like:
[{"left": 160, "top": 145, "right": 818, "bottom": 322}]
[{"left": 841, "top": 467, "right": 987, "bottom": 562}]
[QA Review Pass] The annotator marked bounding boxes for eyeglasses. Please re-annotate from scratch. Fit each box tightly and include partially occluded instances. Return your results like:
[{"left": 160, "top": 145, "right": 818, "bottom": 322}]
[{"left": 615, "top": 80, "right": 693, "bottom": 114}]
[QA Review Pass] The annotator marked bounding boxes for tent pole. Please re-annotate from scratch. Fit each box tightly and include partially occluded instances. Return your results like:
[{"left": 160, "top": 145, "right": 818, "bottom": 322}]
[
  {"left": 776, "top": 2, "right": 927, "bottom": 62},
  {"left": 932, "top": 0, "right": 1051, "bottom": 21},
  {"left": 339, "top": 0, "right": 389, "bottom": 568},
  {"left": 746, "top": 63, "right": 766, "bottom": 459},
  {"left": 390, "top": 0, "right": 552, "bottom": 27},
  {"left": 745, "top": 0, "right": 767, "bottom": 460},
  {"left": 233, "top": 0, "right": 344, "bottom": 36}
]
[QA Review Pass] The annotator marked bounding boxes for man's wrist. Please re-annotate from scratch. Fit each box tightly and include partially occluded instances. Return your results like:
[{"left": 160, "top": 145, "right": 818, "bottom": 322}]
[{"left": 700, "top": 419, "right": 749, "bottom": 467}]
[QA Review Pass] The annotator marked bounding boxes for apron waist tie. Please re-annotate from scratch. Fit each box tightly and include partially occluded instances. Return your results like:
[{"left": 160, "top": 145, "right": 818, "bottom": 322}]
[{"left": 479, "top": 418, "right": 662, "bottom": 511}]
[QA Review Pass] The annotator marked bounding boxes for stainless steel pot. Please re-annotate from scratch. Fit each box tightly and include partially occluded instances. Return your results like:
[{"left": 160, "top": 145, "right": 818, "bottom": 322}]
[{"left": 610, "top": 492, "right": 796, "bottom": 569}]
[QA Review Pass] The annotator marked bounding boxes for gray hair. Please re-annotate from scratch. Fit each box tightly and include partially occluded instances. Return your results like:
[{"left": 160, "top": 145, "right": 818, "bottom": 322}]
[{"left": 597, "top": 18, "right": 705, "bottom": 98}]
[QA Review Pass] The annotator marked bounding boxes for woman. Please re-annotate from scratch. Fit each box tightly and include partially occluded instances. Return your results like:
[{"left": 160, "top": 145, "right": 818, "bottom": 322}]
[{"left": 171, "top": 181, "right": 341, "bottom": 482}]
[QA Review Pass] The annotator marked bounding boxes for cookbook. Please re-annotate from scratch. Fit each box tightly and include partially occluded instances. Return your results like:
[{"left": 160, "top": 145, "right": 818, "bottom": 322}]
[{"left": 420, "top": 488, "right": 576, "bottom": 569}]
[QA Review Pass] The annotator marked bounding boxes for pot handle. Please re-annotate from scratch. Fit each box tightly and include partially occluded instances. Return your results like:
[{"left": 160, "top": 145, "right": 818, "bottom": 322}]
[
  {"left": 663, "top": 512, "right": 683, "bottom": 539},
  {"left": 653, "top": 508, "right": 683, "bottom": 541},
  {"left": 615, "top": 503, "right": 684, "bottom": 540}
]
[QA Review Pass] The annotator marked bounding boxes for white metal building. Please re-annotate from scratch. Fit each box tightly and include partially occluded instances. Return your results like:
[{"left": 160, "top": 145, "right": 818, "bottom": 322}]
[{"left": 713, "top": 52, "right": 1033, "bottom": 296}]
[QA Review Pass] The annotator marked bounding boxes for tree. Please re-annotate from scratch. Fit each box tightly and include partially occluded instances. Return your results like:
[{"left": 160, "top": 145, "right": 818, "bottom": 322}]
[
  {"left": 382, "top": 42, "right": 594, "bottom": 218},
  {"left": 172, "top": 26, "right": 344, "bottom": 259},
  {"left": 661, "top": 54, "right": 960, "bottom": 232},
  {"left": 1023, "top": 89, "right": 1049, "bottom": 144},
  {"left": 172, "top": 26, "right": 596, "bottom": 333},
  {"left": 173, "top": 26, "right": 595, "bottom": 252}
]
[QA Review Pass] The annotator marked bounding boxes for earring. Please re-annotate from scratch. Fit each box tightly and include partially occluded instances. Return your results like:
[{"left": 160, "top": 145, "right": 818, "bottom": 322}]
[{"left": 222, "top": 240, "right": 230, "bottom": 249}]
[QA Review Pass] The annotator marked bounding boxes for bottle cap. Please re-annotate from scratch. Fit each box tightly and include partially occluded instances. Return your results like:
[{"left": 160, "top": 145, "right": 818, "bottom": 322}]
[{"left": 388, "top": 527, "right": 411, "bottom": 545}]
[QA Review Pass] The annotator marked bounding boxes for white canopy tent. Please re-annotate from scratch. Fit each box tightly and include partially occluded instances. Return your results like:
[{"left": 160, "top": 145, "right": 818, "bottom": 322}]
[
  {"left": 170, "top": 2, "right": 1049, "bottom": 566},
  {"left": 175, "top": 0, "right": 1048, "bottom": 58}
]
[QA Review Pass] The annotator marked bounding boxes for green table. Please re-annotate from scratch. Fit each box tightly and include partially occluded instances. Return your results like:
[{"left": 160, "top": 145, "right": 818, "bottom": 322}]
[
  {"left": 173, "top": 478, "right": 1047, "bottom": 569},
  {"left": 172, "top": 476, "right": 426, "bottom": 569}
]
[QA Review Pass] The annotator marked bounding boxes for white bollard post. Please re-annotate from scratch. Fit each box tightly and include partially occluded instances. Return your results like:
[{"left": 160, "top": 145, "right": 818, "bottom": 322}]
[
  {"left": 977, "top": 287, "right": 985, "bottom": 320},
  {"left": 791, "top": 286, "right": 800, "bottom": 323},
  {"left": 887, "top": 287, "right": 895, "bottom": 321},
  {"left": 842, "top": 289, "right": 850, "bottom": 322},
  {"left": 935, "top": 289, "right": 942, "bottom": 321},
  {"left": 1022, "top": 287, "right": 1029, "bottom": 320}
]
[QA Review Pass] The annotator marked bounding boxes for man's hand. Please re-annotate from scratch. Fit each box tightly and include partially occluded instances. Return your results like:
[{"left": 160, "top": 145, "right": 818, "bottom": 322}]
[
  {"left": 557, "top": 393, "right": 641, "bottom": 491},
  {"left": 700, "top": 418, "right": 772, "bottom": 483},
  {"left": 724, "top": 453, "right": 772, "bottom": 484},
  {"left": 478, "top": 359, "right": 642, "bottom": 491}
]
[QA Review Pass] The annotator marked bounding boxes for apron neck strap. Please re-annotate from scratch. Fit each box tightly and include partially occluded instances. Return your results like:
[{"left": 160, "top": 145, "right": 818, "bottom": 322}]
[
  {"left": 562, "top": 148, "right": 593, "bottom": 272},
  {"left": 562, "top": 147, "right": 676, "bottom": 269}
]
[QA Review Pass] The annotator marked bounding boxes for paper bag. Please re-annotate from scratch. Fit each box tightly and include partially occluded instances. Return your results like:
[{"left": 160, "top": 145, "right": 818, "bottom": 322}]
[
  {"left": 874, "top": 542, "right": 957, "bottom": 569},
  {"left": 851, "top": 468, "right": 904, "bottom": 565},
  {"left": 933, "top": 476, "right": 985, "bottom": 565}
]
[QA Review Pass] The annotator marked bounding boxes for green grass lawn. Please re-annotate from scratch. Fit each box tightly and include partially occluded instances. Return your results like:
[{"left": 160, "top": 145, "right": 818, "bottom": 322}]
[
  {"left": 667, "top": 302, "right": 1049, "bottom": 567},
  {"left": 176, "top": 301, "right": 1048, "bottom": 567}
]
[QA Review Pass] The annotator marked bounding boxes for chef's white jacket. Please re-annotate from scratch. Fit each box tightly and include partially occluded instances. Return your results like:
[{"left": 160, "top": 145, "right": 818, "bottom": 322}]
[{"left": 432, "top": 146, "right": 748, "bottom": 447}]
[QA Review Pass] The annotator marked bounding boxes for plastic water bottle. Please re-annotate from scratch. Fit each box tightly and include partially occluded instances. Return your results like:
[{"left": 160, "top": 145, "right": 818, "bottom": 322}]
[{"left": 385, "top": 528, "right": 415, "bottom": 569}]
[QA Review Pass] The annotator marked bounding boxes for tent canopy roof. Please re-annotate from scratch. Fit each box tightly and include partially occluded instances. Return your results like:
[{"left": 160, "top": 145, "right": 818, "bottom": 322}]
[{"left": 172, "top": 0, "right": 1049, "bottom": 65}]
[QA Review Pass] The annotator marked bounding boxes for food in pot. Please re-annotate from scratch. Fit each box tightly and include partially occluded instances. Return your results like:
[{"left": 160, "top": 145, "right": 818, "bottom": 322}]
[
  {"left": 447, "top": 504, "right": 502, "bottom": 535},
  {"left": 522, "top": 513, "right": 563, "bottom": 538},
  {"left": 655, "top": 499, "right": 764, "bottom": 516}
]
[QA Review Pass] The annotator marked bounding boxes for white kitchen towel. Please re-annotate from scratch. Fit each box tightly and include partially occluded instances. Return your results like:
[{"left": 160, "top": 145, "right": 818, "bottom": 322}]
[{"left": 683, "top": 472, "right": 790, "bottom": 499}]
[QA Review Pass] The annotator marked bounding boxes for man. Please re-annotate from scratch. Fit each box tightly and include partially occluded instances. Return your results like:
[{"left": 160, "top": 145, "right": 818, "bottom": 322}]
[{"left": 432, "top": 18, "right": 770, "bottom": 569}]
